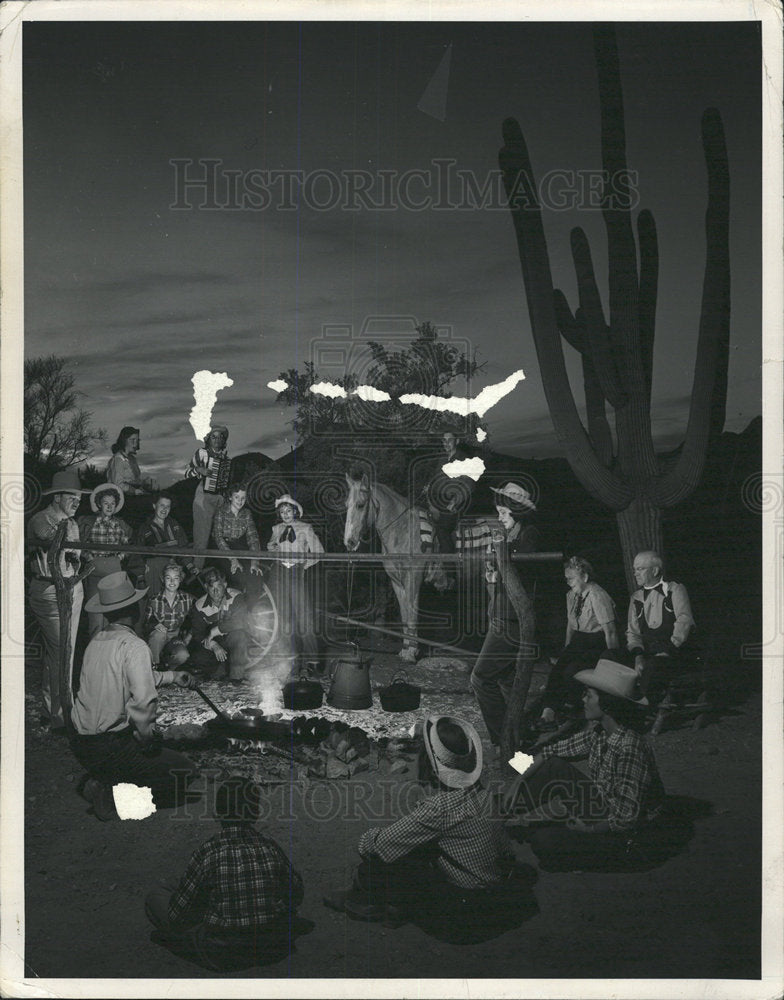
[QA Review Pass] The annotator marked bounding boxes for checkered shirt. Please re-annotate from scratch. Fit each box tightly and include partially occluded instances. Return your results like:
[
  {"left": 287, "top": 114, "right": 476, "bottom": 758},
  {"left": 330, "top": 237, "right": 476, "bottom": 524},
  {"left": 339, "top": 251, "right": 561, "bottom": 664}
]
[
  {"left": 212, "top": 503, "right": 261, "bottom": 551},
  {"left": 541, "top": 723, "right": 665, "bottom": 832},
  {"left": 168, "top": 824, "right": 304, "bottom": 929},
  {"left": 358, "top": 787, "right": 512, "bottom": 889},
  {"left": 144, "top": 591, "right": 193, "bottom": 637},
  {"left": 80, "top": 515, "right": 131, "bottom": 559}
]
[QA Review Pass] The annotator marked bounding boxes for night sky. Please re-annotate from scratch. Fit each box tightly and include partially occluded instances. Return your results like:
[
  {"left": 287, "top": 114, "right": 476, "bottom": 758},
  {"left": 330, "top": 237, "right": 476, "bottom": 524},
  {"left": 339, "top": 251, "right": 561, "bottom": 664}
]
[{"left": 23, "top": 20, "right": 761, "bottom": 484}]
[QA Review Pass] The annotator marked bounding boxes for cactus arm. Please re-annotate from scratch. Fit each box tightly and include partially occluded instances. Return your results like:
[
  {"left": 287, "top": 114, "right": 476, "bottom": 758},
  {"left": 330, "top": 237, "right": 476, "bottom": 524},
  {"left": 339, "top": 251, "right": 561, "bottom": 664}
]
[
  {"left": 499, "top": 117, "right": 632, "bottom": 510},
  {"left": 637, "top": 209, "right": 659, "bottom": 400},
  {"left": 653, "top": 108, "right": 731, "bottom": 508},
  {"left": 553, "top": 291, "right": 614, "bottom": 467}
]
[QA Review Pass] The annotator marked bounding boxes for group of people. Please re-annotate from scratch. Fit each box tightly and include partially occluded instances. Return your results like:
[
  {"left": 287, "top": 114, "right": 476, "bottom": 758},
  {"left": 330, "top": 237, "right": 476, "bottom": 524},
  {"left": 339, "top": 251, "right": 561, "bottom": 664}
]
[{"left": 24, "top": 432, "right": 697, "bottom": 969}]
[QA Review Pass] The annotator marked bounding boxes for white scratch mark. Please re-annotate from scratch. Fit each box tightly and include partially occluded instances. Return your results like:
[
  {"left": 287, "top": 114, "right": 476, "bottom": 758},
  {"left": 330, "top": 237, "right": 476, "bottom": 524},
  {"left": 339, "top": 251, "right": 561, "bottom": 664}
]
[
  {"left": 508, "top": 751, "right": 536, "bottom": 775},
  {"left": 189, "top": 371, "right": 234, "bottom": 440},
  {"left": 267, "top": 378, "right": 288, "bottom": 393},
  {"left": 354, "top": 385, "right": 392, "bottom": 402},
  {"left": 112, "top": 783, "right": 157, "bottom": 820},
  {"left": 476, "top": 427, "right": 487, "bottom": 442},
  {"left": 310, "top": 381, "right": 348, "bottom": 399},
  {"left": 442, "top": 457, "right": 485, "bottom": 482},
  {"left": 399, "top": 369, "right": 526, "bottom": 418}
]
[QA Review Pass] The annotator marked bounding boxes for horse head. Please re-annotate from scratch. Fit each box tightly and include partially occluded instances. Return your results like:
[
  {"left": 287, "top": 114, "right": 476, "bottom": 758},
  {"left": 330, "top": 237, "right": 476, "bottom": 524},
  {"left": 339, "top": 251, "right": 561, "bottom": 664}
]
[{"left": 344, "top": 469, "right": 374, "bottom": 551}]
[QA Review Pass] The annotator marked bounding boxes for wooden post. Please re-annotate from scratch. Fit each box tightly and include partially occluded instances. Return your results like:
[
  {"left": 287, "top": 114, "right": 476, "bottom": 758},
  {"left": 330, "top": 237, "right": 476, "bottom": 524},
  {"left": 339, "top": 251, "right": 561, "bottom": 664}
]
[{"left": 47, "top": 520, "right": 92, "bottom": 732}]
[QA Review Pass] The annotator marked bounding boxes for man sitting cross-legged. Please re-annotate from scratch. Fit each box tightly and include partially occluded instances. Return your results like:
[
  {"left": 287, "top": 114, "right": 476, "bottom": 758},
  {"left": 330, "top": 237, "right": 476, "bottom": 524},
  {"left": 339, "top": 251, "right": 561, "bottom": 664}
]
[{"left": 145, "top": 776, "right": 309, "bottom": 972}]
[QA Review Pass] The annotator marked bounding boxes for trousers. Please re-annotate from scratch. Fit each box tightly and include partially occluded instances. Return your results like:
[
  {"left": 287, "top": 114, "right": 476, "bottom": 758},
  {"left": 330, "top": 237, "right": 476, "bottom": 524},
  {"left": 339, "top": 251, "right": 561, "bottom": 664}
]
[
  {"left": 70, "top": 727, "right": 198, "bottom": 807},
  {"left": 28, "top": 578, "right": 83, "bottom": 727},
  {"left": 188, "top": 629, "right": 249, "bottom": 680},
  {"left": 541, "top": 632, "right": 607, "bottom": 712},
  {"left": 192, "top": 488, "right": 223, "bottom": 569},
  {"left": 470, "top": 622, "right": 526, "bottom": 745}
]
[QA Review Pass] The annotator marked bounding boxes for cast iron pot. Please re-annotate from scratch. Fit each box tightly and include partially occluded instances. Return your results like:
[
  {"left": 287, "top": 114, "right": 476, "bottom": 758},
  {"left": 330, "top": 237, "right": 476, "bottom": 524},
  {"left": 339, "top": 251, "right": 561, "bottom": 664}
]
[
  {"left": 282, "top": 670, "right": 324, "bottom": 711},
  {"left": 379, "top": 672, "right": 421, "bottom": 713}
]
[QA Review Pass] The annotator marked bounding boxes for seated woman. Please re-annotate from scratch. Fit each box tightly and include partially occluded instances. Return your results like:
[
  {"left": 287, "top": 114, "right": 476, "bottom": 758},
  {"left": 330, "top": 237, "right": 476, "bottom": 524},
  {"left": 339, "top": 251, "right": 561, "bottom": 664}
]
[
  {"left": 267, "top": 495, "right": 323, "bottom": 670},
  {"left": 324, "top": 714, "right": 534, "bottom": 942},
  {"left": 133, "top": 491, "right": 196, "bottom": 599},
  {"left": 143, "top": 563, "right": 194, "bottom": 666},
  {"left": 504, "top": 659, "right": 665, "bottom": 872},
  {"left": 78, "top": 484, "right": 133, "bottom": 636},
  {"left": 537, "top": 556, "right": 618, "bottom": 729},
  {"left": 211, "top": 482, "right": 263, "bottom": 600}
]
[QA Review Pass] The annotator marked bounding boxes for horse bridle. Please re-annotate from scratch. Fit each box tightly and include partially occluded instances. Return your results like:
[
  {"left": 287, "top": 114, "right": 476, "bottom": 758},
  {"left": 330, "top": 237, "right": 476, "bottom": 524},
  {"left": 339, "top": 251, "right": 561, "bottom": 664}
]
[{"left": 355, "top": 480, "right": 417, "bottom": 540}]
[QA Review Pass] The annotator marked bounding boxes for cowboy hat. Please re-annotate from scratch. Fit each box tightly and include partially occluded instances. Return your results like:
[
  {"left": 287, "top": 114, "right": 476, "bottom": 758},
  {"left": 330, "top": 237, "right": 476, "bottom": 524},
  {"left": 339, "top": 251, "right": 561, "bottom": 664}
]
[
  {"left": 491, "top": 482, "right": 537, "bottom": 512},
  {"left": 42, "top": 469, "right": 88, "bottom": 497},
  {"left": 423, "top": 715, "right": 483, "bottom": 789},
  {"left": 275, "top": 494, "right": 303, "bottom": 517},
  {"left": 84, "top": 571, "right": 148, "bottom": 613},
  {"left": 572, "top": 659, "right": 649, "bottom": 706},
  {"left": 89, "top": 482, "right": 125, "bottom": 513}
]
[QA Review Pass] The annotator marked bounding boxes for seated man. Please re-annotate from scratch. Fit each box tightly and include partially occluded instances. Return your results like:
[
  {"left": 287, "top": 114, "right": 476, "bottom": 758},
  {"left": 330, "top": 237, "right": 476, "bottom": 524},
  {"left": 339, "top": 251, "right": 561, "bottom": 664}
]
[
  {"left": 186, "top": 567, "right": 249, "bottom": 682},
  {"left": 626, "top": 550, "right": 694, "bottom": 693},
  {"left": 503, "top": 659, "right": 666, "bottom": 872},
  {"left": 145, "top": 776, "right": 307, "bottom": 972},
  {"left": 324, "top": 714, "right": 535, "bottom": 943},
  {"left": 70, "top": 571, "right": 198, "bottom": 820}
]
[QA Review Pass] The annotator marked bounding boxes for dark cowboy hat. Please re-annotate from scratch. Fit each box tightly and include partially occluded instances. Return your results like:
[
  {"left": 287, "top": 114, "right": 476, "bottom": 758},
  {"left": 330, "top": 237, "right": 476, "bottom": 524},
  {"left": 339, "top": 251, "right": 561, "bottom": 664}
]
[
  {"left": 423, "top": 715, "right": 483, "bottom": 789},
  {"left": 84, "top": 571, "right": 148, "bottom": 614}
]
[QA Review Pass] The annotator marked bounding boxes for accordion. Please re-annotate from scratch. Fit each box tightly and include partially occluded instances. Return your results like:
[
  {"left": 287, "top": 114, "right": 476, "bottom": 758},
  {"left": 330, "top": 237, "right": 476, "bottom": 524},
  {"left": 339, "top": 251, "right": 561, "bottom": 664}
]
[{"left": 204, "top": 455, "right": 231, "bottom": 494}]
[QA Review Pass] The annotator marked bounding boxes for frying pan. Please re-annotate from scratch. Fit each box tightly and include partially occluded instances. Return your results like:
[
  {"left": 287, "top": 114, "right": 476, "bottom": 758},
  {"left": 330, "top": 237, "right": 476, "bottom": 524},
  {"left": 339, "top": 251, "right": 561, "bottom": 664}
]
[{"left": 193, "top": 685, "right": 291, "bottom": 741}]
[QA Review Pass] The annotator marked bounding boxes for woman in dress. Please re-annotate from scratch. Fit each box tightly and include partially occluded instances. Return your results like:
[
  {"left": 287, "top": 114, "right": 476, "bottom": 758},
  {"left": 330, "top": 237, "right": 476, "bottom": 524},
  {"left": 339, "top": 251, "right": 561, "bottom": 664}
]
[
  {"left": 469, "top": 482, "right": 540, "bottom": 748},
  {"left": 266, "top": 494, "right": 323, "bottom": 669}
]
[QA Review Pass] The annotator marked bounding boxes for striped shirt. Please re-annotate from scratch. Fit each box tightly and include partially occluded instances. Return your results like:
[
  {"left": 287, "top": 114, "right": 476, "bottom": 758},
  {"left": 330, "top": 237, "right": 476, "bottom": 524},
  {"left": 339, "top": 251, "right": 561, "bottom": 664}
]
[
  {"left": 358, "top": 786, "right": 512, "bottom": 889},
  {"left": 541, "top": 723, "right": 665, "bottom": 832},
  {"left": 168, "top": 825, "right": 304, "bottom": 929}
]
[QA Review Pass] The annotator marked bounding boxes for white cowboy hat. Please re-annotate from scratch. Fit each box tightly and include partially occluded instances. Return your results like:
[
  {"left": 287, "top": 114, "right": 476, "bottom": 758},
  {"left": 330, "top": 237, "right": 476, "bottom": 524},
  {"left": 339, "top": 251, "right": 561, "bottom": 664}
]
[
  {"left": 491, "top": 482, "right": 537, "bottom": 511},
  {"left": 275, "top": 494, "right": 303, "bottom": 517},
  {"left": 572, "top": 658, "right": 649, "bottom": 706},
  {"left": 423, "top": 715, "right": 483, "bottom": 789},
  {"left": 41, "top": 468, "right": 89, "bottom": 497},
  {"left": 90, "top": 482, "right": 125, "bottom": 513},
  {"left": 84, "top": 571, "right": 148, "bottom": 613}
]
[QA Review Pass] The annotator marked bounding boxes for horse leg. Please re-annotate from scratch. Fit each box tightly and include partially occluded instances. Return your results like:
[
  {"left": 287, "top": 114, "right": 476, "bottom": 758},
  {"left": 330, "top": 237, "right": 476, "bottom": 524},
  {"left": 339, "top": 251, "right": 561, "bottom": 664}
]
[{"left": 389, "top": 575, "right": 418, "bottom": 662}]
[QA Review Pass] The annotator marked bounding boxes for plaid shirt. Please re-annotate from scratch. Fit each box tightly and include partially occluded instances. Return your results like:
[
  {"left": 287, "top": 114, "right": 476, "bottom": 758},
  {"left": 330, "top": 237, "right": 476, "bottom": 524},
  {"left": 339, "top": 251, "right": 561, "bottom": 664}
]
[
  {"left": 358, "top": 787, "right": 512, "bottom": 889},
  {"left": 168, "top": 824, "right": 304, "bottom": 929},
  {"left": 542, "top": 723, "right": 665, "bottom": 832},
  {"left": 212, "top": 503, "right": 261, "bottom": 552},
  {"left": 79, "top": 514, "right": 132, "bottom": 559},
  {"left": 144, "top": 590, "right": 193, "bottom": 638},
  {"left": 27, "top": 506, "right": 82, "bottom": 578}
]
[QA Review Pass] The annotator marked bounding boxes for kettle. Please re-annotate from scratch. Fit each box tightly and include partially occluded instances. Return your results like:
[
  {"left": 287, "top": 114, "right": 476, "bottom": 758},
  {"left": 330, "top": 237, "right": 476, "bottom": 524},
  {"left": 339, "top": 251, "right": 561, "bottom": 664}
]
[{"left": 327, "top": 643, "right": 373, "bottom": 710}]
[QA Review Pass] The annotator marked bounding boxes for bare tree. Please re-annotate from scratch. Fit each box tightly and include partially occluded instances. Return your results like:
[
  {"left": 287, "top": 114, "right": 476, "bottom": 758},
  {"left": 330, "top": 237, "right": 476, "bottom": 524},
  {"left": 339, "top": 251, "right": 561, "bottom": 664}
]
[{"left": 24, "top": 355, "right": 106, "bottom": 471}]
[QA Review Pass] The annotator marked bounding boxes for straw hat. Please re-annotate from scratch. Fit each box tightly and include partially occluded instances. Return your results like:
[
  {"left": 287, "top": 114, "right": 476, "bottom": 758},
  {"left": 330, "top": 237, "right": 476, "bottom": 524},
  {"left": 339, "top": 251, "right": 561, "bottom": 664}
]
[
  {"left": 572, "top": 658, "right": 649, "bottom": 706},
  {"left": 491, "top": 482, "right": 537, "bottom": 512},
  {"left": 89, "top": 483, "right": 125, "bottom": 513},
  {"left": 84, "top": 571, "right": 148, "bottom": 613},
  {"left": 42, "top": 469, "right": 88, "bottom": 497},
  {"left": 275, "top": 494, "right": 303, "bottom": 517},
  {"left": 423, "top": 715, "right": 483, "bottom": 789}
]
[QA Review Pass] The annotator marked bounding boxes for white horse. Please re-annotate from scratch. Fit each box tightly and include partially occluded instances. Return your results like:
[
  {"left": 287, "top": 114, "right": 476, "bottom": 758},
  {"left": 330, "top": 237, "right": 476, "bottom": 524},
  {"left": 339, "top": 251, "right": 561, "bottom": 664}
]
[{"left": 343, "top": 470, "right": 445, "bottom": 662}]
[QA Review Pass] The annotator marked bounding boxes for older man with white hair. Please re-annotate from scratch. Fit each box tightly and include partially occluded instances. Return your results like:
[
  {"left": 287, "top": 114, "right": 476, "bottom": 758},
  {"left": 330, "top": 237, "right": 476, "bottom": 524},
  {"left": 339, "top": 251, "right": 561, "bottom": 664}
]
[{"left": 626, "top": 550, "right": 694, "bottom": 692}]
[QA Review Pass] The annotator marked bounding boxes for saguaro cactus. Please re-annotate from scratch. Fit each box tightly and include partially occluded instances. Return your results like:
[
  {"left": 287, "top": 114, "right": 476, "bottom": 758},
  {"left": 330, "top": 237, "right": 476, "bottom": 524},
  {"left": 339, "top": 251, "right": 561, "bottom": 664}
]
[{"left": 499, "top": 27, "right": 730, "bottom": 589}]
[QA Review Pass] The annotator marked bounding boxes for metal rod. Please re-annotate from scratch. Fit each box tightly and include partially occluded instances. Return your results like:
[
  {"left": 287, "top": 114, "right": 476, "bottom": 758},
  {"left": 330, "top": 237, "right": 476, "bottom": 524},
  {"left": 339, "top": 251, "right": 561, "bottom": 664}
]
[
  {"left": 67, "top": 540, "right": 563, "bottom": 565},
  {"left": 330, "top": 614, "right": 479, "bottom": 659}
]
